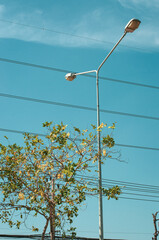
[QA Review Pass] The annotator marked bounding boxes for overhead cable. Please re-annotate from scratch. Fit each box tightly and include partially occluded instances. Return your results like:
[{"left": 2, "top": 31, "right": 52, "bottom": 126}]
[
  {"left": 0, "top": 92, "right": 159, "bottom": 121},
  {"left": 84, "top": 191, "right": 159, "bottom": 203},
  {"left": 76, "top": 175, "right": 159, "bottom": 201},
  {"left": 118, "top": 196, "right": 159, "bottom": 203},
  {"left": 0, "top": 127, "right": 159, "bottom": 151},
  {"left": 0, "top": 57, "right": 159, "bottom": 90},
  {"left": 0, "top": 18, "right": 144, "bottom": 51},
  {"left": 77, "top": 174, "right": 159, "bottom": 190},
  {"left": 83, "top": 179, "right": 159, "bottom": 195}
]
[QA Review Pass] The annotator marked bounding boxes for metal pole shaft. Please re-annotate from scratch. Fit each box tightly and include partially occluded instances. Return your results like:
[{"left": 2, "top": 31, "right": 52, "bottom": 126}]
[
  {"left": 96, "top": 70, "right": 103, "bottom": 240},
  {"left": 98, "top": 32, "right": 127, "bottom": 72},
  {"left": 65, "top": 31, "right": 128, "bottom": 240},
  {"left": 75, "top": 70, "right": 97, "bottom": 76},
  {"left": 96, "top": 33, "right": 127, "bottom": 240}
]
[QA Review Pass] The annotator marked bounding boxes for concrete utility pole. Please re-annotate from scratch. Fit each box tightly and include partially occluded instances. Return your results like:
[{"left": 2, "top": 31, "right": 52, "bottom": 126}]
[{"left": 152, "top": 211, "right": 159, "bottom": 240}]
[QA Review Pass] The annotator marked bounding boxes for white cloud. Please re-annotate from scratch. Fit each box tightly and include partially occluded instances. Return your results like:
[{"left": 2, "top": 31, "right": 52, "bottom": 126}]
[
  {"left": 0, "top": 7, "right": 117, "bottom": 49},
  {"left": 0, "top": 4, "right": 5, "bottom": 15},
  {"left": 137, "top": 25, "right": 159, "bottom": 48},
  {"left": 118, "top": 0, "right": 159, "bottom": 8},
  {"left": 0, "top": 4, "right": 158, "bottom": 52}
]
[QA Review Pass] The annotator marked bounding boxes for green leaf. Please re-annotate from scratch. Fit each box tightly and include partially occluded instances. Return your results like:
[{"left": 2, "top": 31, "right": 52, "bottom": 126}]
[{"left": 73, "top": 127, "right": 81, "bottom": 133}]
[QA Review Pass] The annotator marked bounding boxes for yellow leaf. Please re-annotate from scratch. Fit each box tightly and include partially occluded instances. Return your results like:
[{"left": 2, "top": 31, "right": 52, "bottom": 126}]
[
  {"left": 19, "top": 192, "right": 25, "bottom": 200},
  {"left": 67, "top": 132, "right": 70, "bottom": 137},
  {"left": 57, "top": 213, "right": 60, "bottom": 216},
  {"left": 62, "top": 125, "right": 67, "bottom": 130},
  {"left": 97, "top": 123, "right": 107, "bottom": 130},
  {"left": 57, "top": 174, "right": 63, "bottom": 179},
  {"left": 83, "top": 129, "right": 88, "bottom": 133},
  {"left": 108, "top": 123, "right": 115, "bottom": 129},
  {"left": 40, "top": 191, "right": 44, "bottom": 197},
  {"left": 103, "top": 149, "right": 106, "bottom": 156}
]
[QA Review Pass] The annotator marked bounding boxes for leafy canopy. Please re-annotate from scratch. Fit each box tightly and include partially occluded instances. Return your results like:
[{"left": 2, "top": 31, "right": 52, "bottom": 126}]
[{"left": 0, "top": 122, "right": 121, "bottom": 237}]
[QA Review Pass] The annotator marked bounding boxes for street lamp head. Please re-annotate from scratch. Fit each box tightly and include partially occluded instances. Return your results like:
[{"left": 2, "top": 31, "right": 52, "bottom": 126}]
[
  {"left": 65, "top": 73, "right": 76, "bottom": 81},
  {"left": 125, "top": 19, "right": 141, "bottom": 33}
]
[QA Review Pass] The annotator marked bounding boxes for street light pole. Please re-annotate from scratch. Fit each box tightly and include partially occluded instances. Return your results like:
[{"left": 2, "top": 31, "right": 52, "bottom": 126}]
[
  {"left": 65, "top": 19, "right": 141, "bottom": 240},
  {"left": 96, "top": 31, "right": 127, "bottom": 240}
]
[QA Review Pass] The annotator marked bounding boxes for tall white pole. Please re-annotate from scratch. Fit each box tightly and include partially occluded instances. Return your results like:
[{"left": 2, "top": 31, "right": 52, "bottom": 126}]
[
  {"left": 96, "top": 32, "right": 127, "bottom": 240},
  {"left": 96, "top": 69, "right": 104, "bottom": 240},
  {"left": 65, "top": 22, "right": 141, "bottom": 239}
]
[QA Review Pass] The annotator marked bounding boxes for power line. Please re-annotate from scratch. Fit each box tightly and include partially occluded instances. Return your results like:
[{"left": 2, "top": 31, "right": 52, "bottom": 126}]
[
  {"left": 0, "top": 127, "right": 45, "bottom": 137},
  {"left": 91, "top": 184, "right": 159, "bottom": 195},
  {"left": 57, "top": 182, "right": 159, "bottom": 203},
  {"left": 104, "top": 183, "right": 159, "bottom": 195},
  {"left": 76, "top": 176, "right": 159, "bottom": 202},
  {"left": 115, "top": 143, "right": 159, "bottom": 151},
  {"left": 78, "top": 174, "right": 159, "bottom": 189},
  {"left": 96, "top": 184, "right": 159, "bottom": 195},
  {"left": 37, "top": 173, "right": 159, "bottom": 196},
  {"left": 0, "top": 127, "right": 159, "bottom": 152},
  {"left": 0, "top": 57, "right": 159, "bottom": 90},
  {"left": 101, "top": 178, "right": 159, "bottom": 190},
  {"left": 86, "top": 193, "right": 159, "bottom": 203},
  {"left": 85, "top": 191, "right": 159, "bottom": 203},
  {"left": 77, "top": 175, "right": 159, "bottom": 195},
  {"left": 78, "top": 230, "right": 152, "bottom": 235},
  {"left": 0, "top": 18, "right": 145, "bottom": 52},
  {"left": 85, "top": 180, "right": 159, "bottom": 195},
  {"left": 88, "top": 182, "right": 159, "bottom": 197},
  {"left": 122, "top": 192, "right": 159, "bottom": 199},
  {"left": 118, "top": 196, "right": 159, "bottom": 203},
  {"left": 0, "top": 92, "right": 159, "bottom": 121},
  {"left": 0, "top": 57, "right": 68, "bottom": 73},
  {"left": 103, "top": 184, "right": 159, "bottom": 194},
  {"left": 81, "top": 177, "right": 159, "bottom": 194}
]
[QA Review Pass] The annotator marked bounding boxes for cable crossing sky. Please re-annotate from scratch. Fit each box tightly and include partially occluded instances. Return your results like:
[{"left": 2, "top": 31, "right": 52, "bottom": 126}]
[{"left": 0, "top": 57, "right": 159, "bottom": 90}]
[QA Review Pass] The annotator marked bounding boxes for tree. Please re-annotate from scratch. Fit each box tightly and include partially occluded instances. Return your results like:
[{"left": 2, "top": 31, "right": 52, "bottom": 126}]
[
  {"left": 152, "top": 211, "right": 159, "bottom": 240},
  {"left": 0, "top": 122, "right": 121, "bottom": 240}
]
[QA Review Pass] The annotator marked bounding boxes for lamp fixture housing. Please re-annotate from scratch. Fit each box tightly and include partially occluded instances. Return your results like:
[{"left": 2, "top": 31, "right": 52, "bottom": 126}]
[
  {"left": 125, "top": 19, "right": 141, "bottom": 33},
  {"left": 65, "top": 73, "right": 76, "bottom": 81}
]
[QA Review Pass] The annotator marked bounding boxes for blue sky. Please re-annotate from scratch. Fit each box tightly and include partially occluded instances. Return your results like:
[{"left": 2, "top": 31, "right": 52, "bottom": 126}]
[{"left": 0, "top": 0, "right": 159, "bottom": 240}]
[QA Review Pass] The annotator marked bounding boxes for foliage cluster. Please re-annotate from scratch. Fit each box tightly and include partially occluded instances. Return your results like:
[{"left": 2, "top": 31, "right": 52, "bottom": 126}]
[{"left": 0, "top": 122, "right": 121, "bottom": 239}]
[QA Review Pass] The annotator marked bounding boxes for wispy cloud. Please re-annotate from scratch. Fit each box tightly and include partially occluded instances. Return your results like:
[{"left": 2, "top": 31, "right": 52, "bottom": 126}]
[
  {"left": 117, "top": 0, "right": 159, "bottom": 51},
  {"left": 0, "top": 4, "right": 5, "bottom": 14},
  {"left": 0, "top": 7, "right": 122, "bottom": 49},
  {"left": 118, "top": 0, "right": 159, "bottom": 9},
  {"left": 0, "top": 3, "right": 158, "bottom": 52}
]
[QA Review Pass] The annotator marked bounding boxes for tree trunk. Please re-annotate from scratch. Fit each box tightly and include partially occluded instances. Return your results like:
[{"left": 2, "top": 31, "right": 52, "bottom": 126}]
[
  {"left": 41, "top": 218, "right": 49, "bottom": 240},
  {"left": 152, "top": 212, "right": 159, "bottom": 240},
  {"left": 50, "top": 177, "right": 55, "bottom": 240},
  {"left": 50, "top": 210, "right": 55, "bottom": 240}
]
